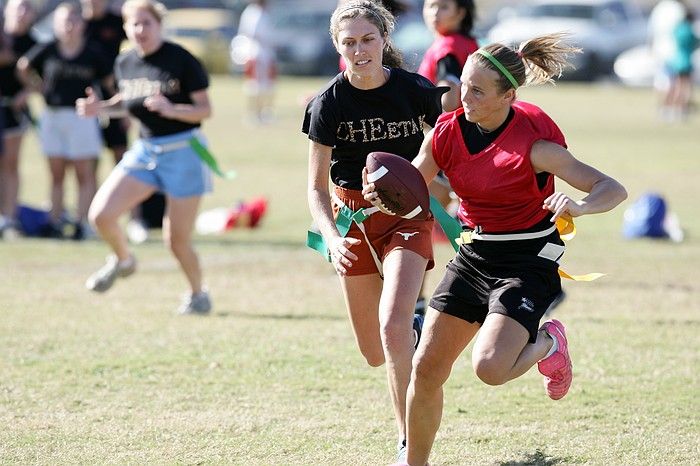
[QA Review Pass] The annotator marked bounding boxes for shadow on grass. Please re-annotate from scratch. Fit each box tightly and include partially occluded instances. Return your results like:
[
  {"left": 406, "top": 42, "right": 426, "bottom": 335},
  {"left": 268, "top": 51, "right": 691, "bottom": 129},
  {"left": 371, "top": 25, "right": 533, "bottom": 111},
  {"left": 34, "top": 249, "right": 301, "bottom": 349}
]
[
  {"left": 215, "top": 310, "right": 344, "bottom": 321},
  {"left": 498, "top": 449, "right": 570, "bottom": 466}
]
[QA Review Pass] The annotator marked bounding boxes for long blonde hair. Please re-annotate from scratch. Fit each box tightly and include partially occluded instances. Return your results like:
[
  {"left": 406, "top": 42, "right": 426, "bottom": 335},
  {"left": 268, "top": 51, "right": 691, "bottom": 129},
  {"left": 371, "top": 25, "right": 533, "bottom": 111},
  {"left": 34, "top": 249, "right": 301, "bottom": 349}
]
[{"left": 474, "top": 33, "right": 581, "bottom": 92}]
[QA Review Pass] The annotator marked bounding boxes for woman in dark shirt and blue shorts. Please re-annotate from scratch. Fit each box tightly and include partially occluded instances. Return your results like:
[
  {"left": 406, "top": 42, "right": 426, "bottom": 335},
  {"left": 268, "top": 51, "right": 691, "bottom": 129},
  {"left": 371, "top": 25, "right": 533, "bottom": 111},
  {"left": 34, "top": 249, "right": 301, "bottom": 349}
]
[{"left": 77, "top": 0, "right": 214, "bottom": 315}]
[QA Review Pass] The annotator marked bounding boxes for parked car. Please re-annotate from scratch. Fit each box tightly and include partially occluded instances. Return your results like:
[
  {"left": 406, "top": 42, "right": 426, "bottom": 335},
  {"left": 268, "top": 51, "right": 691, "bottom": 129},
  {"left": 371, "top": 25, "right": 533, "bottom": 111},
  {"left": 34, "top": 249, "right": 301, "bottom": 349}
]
[
  {"left": 487, "top": 0, "right": 647, "bottom": 80},
  {"left": 164, "top": 8, "right": 237, "bottom": 74},
  {"left": 614, "top": 44, "right": 700, "bottom": 86}
]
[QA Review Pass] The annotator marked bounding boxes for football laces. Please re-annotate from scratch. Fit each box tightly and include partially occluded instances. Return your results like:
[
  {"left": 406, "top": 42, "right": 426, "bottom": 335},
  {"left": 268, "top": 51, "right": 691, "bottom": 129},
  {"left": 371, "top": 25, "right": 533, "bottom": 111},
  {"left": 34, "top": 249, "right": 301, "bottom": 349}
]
[{"left": 376, "top": 199, "right": 396, "bottom": 215}]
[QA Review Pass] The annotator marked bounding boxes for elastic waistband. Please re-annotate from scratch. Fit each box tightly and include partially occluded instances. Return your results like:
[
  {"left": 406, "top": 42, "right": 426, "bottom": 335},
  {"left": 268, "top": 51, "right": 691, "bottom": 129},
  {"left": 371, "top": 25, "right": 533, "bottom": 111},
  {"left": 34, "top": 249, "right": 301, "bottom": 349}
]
[
  {"left": 143, "top": 128, "right": 201, "bottom": 145},
  {"left": 141, "top": 129, "right": 202, "bottom": 154},
  {"left": 459, "top": 224, "right": 557, "bottom": 244},
  {"left": 46, "top": 106, "right": 77, "bottom": 111},
  {"left": 334, "top": 185, "right": 372, "bottom": 206}
]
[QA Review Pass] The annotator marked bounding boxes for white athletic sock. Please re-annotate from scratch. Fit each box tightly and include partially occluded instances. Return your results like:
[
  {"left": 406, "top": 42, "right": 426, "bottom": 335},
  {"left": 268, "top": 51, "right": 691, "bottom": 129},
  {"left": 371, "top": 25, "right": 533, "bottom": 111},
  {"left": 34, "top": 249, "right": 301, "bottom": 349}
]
[{"left": 542, "top": 330, "right": 558, "bottom": 359}]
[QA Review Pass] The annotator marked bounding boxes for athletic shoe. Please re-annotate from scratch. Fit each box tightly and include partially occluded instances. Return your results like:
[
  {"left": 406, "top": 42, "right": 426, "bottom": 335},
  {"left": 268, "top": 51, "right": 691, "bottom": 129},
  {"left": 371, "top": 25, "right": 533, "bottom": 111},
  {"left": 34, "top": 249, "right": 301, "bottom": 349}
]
[
  {"left": 85, "top": 254, "right": 136, "bottom": 292},
  {"left": 0, "top": 220, "right": 20, "bottom": 240},
  {"left": 413, "top": 314, "right": 424, "bottom": 350},
  {"left": 537, "top": 319, "right": 572, "bottom": 400},
  {"left": 396, "top": 439, "right": 407, "bottom": 462},
  {"left": 71, "top": 221, "right": 96, "bottom": 241},
  {"left": 177, "top": 290, "right": 212, "bottom": 315},
  {"left": 414, "top": 297, "right": 426, "bottom": 316},
  {"left": 126, "top": 218, "right": 149, "bottom": 244},
  {"left": 39, "top": 222, "right": 64, "bottom": 239}
]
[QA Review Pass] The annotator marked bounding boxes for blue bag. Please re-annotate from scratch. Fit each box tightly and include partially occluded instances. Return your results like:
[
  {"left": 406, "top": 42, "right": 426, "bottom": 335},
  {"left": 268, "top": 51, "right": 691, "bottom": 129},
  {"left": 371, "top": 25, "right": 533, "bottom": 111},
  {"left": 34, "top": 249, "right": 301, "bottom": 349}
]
[
  {"left": 15, "top": 204, "right": 51, "bottom": 237},
  {"left": 622, "top": 193, "right": 668, "bottom": 239}
]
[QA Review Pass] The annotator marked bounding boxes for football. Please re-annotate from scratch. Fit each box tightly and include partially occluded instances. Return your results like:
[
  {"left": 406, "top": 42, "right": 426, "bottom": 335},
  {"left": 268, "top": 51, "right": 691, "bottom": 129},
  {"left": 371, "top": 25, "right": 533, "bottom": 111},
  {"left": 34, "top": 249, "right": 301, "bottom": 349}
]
[{"left": 365, "top": 152, "right": 430, "bottom": 220}]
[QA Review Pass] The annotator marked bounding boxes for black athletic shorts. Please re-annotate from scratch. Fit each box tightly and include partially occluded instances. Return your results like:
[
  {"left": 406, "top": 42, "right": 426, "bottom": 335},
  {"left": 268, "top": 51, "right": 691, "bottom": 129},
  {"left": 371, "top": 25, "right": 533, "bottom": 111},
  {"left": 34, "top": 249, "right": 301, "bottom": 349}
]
[
  {"left": 429, "top": 224, "right": 564, "bottom": 343},
  {"left": 101, "top": 117, "right": 128, "bottom": 148}
]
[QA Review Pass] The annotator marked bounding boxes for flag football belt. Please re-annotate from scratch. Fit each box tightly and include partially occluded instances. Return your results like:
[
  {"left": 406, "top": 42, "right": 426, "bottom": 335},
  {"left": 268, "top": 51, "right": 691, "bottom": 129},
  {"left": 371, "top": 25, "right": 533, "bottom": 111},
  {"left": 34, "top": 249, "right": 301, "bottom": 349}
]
[
  {"left": 306, "top": 193, "right": 385, "bottom": 277},
  {"left": 306, "top": 195, "right": 462, "bottom": 278},
  {"left": 429, "top": 200, "right": 603, "bottom": 282},
  {"left": 456, "top": 224, "right": 557, "bottom": 244},
  {"left": 140, "top": 132, "right": 236, "bottom": 179}
]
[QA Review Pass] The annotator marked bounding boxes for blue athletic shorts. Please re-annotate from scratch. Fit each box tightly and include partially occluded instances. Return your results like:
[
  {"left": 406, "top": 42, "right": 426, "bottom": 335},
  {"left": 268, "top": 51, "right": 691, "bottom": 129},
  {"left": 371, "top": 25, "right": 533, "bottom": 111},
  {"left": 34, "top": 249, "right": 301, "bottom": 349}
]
[{"left": 117, "top": 129, "right": 212, "bottom": 198}]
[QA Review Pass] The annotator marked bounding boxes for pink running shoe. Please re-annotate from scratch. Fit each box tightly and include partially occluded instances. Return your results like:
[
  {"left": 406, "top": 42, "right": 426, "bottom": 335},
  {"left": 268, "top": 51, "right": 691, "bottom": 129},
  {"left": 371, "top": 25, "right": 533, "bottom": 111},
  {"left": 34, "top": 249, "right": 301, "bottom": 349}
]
[{"left": 537, "top": 319, "right": 572, "bottom": 400}]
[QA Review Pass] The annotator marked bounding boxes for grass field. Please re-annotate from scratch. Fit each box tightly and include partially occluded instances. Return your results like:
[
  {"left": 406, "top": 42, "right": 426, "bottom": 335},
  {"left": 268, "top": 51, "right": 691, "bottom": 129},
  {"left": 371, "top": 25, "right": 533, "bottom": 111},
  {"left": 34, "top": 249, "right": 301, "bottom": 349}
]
[{"left": 1, "top": 76, "right": 698, "bottom": 465}]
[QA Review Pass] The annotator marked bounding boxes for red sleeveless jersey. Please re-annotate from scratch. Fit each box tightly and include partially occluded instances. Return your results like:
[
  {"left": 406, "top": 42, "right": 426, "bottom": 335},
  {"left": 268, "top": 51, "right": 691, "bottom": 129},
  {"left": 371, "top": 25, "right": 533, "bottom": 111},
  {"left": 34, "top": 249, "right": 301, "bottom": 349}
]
[
  {"left": 432, "top": 101, "right": 567, "bottom": 232},
  {"left": 417, "top": 33, "right": 479, "bottom": 84}
]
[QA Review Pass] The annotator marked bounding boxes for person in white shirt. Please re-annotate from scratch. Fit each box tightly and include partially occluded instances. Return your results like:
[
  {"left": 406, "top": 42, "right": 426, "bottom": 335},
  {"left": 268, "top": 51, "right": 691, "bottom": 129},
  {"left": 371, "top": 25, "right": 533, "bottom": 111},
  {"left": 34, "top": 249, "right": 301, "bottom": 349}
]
[
  {"left": 235, "top": 0, "right": 276, "bottom": 123},
  {"left": 648, "top": 0, "right": 685, "bottom": 116}
]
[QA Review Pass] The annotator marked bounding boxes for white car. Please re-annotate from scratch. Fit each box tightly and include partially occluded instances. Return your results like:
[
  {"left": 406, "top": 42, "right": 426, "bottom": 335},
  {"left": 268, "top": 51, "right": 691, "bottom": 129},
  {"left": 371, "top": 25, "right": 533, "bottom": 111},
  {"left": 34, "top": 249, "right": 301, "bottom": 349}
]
[
  {"left": 614, "top": 44, "right": 700, "bottom": 87},
  {"left": 487, "top": 0, "right": 647, "bottom": 80}
]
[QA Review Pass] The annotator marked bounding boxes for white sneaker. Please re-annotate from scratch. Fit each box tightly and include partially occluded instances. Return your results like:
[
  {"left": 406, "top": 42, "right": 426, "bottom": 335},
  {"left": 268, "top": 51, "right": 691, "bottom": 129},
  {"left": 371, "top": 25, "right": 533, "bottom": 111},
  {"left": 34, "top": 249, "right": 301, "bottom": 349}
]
[
  {"left": 126, "top": 219, "right": 149, "bottom": 244},
  {"left": 177, "top": 290, "right": 212, "bottom": 315},
  {"left": 86, "top": 254, "right": 137, "bottom": 292}
]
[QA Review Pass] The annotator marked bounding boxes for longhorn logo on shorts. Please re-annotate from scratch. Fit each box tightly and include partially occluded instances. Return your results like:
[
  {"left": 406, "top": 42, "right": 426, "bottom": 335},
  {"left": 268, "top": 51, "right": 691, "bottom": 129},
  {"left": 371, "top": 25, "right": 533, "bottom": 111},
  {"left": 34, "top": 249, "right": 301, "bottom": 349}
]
[{"left": 396, "top": 232, "right": 419, "bottom": 241}]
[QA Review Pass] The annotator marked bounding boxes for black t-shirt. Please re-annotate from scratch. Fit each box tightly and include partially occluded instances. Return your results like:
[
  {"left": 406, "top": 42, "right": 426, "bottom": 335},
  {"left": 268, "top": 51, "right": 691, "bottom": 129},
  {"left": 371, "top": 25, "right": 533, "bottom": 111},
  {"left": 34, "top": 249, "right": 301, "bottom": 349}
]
[
  {"left": 84, "top": 12, "right": 126, "bottom": 66},
  {"left": 115, "top": 41, "right": 209, "bottom": 138},
  {"left": 302, "top": 68, "right": 446, "bottom": 190},
  {"left": 0, "top": 32, "right": 37, "bottom": 99},
  {"left": 24, "top": 41, "right": 111, "bottom": 107}
]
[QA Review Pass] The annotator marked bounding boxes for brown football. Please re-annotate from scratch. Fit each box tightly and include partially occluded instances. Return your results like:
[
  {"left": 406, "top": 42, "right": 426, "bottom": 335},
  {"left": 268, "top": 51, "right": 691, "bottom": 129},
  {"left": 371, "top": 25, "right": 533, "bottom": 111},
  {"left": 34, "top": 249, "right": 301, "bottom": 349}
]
[{"left": 365, "top": 152, "right": 430, "bottom": 220}]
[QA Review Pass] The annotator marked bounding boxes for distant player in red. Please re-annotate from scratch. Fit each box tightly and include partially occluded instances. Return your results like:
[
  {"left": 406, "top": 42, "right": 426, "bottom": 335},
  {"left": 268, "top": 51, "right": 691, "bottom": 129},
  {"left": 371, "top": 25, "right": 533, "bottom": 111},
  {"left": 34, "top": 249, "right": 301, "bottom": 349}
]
[
  {"left": 416, "top": 0, "right": 479, "bottom": 310},
  {"left": 418, "top": 0, "right": 478, "bottom": 112},
  {"left": 364, "top": 34, "right": 627, "bottom": 466}
]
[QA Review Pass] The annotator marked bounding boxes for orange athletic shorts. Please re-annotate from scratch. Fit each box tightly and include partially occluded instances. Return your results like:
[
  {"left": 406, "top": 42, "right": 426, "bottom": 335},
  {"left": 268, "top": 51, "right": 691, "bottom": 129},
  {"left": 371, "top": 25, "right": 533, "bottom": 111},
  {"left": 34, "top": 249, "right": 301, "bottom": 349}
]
[{"left": 333, "top": 186, "right": 434, "bottom": 276}]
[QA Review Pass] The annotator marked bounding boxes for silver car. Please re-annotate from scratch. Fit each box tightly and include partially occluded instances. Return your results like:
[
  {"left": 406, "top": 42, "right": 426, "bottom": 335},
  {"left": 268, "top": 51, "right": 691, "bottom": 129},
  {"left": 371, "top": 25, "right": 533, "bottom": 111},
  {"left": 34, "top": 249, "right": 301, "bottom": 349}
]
[{"left": 487, "top": 0, "right": 647, "bottom": 80}]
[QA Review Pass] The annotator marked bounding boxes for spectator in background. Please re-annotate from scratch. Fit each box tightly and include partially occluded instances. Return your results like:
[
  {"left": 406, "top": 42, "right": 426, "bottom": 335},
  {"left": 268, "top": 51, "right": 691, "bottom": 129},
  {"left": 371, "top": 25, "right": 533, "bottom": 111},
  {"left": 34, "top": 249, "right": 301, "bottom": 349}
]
[
  {"left": 0, "top": 0, "right": 36, "bottom": 239},
  {"left": 236, "top": 0, "right": 276, "bottom": 124},
  {"left": 648, "top": 0, "right": 685, "bottom": 118},
  {"left": 667, "top": 3, "right": 698, "bottom": 120},
  {"left": 418, "top": 0, "right": 478, "bottom": 112},
  {"left": 77, "top": 0, "right": 214, "bottom": 315},
  {"left": 18, "top": 2, "right": 112, "bottom": 240},
  {"left": 82, "top": 0, "right": 128, "bottom": 164}
]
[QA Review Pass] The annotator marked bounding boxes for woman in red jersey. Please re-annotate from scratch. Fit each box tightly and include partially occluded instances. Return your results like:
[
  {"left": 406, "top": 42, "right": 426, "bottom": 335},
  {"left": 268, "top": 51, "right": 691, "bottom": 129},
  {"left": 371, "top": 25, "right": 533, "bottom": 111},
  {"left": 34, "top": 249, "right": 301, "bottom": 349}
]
[
  {"left": 418, "top": 0, "right": 479, "bottom": 112},
  {"left": 365, "top": 34, "right": 627, "bottom": 466}
]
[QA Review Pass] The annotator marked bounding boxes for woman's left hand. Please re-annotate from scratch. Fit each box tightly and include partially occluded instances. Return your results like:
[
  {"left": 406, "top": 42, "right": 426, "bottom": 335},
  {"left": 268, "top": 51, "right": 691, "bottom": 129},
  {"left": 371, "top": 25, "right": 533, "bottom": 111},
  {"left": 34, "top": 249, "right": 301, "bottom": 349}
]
[
  {"left": 144, "top": 92, "right": 174, "bottom": 117},
  {"left": 543, "top": 191, "right": 585, "bottom": 222},
  {"left": 361, "top": 168, "right": 395, "bottom": 215}
]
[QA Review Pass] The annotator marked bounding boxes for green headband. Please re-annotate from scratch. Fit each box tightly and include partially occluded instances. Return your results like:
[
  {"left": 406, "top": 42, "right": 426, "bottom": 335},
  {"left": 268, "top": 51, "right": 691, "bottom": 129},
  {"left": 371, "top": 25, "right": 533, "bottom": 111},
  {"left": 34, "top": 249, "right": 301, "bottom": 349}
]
[{"left": 476, "top": 49, "right": 519, "bottom": 90}]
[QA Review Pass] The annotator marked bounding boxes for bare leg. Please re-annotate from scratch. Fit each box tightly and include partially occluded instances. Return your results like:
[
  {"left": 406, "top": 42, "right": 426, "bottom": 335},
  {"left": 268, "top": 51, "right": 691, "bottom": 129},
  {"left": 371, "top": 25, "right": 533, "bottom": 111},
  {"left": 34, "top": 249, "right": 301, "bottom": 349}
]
[
  {"left": 407, "top": 309, "right": 479, "bottom": 466},
  {"left": 339, "top": 273, "right": 385, "bottom": 367},
  {"left": 47, "top": 157, "right": 68, "bottom": 223},
  {"left": 0, "top": 133, "right": 24, "bottom": 220},
  {"left": 89, "top": 169, "right": 155, "bottom": 260},
  {"left": 471, "top": 313, "right": 553, "bottom": 386},
  {"left": 109, "top": 144, "right": 142, "bottom": 221},
  {"left": 162, "top": 195, "right": 203, "bottom": 293},
  {"left": 73, "top": 158, "right": 97, "bottom": 222},
  {"left": 379, "top": 249, "right": 427, "bottom": 443}
]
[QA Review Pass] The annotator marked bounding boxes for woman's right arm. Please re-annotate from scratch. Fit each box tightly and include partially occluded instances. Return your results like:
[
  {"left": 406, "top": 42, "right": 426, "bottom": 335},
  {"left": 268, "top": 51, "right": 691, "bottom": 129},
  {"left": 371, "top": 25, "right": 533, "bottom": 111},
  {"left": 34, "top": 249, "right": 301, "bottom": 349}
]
[
  {"left": 15, "top": 56, "right": 41, "bottom": 93},
  {"left": 412, "top": 128, "right": 441, "bottom": 184},
  {"left": 75, "top": 86, "right": 127, "bottom": 118},
  {"left": 307, "top": 141, "right": 359, "bottom": 275}
]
